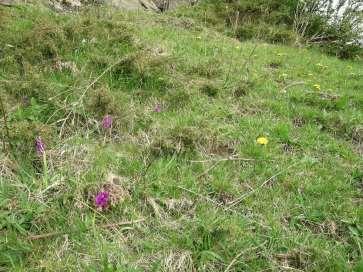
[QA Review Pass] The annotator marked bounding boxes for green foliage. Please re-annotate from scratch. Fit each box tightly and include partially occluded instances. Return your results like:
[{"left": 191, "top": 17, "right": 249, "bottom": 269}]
[
  {"left": 196, "top": 0, "right": 299, "bottom": 44},
  {"left": 179, "top": 0, "right": 362, "bottom": 58},
  {"left": 294, "top": 0, "right": 363, "bottom": 58},
  {"left": 235, "top": 23, "right": 297, "bottom": 44}
]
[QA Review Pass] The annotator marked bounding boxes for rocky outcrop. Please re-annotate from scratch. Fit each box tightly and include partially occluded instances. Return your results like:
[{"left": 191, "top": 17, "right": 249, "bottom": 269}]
[
  {"left": 1, "top": 0, "right": 197, "bottom": 12},
  {"left": 153, "top": 0, "right": 197, "bottom": 11},
  {"left": 108, "top": 0, "right": 158, "bottom": 11},
  {"left": 0, "top": 0, "right": 14, "bottom": 6},
  {"left": 107, "top": 0, "right": 198, "bottom": 11},
  {"left": 47, "top": 0, "right": 197, "bottom": 12}
]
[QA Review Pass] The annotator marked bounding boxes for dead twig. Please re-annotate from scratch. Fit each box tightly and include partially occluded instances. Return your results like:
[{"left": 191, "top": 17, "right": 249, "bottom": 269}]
[
  {"left": 196, "top": 160, "right": 221, "bottom": 179},
  {"left": 313, "top": 91, "right": 340, "bottom": 100},
  {"left": 28, "top": 231, "right": 63, "bottom": 241},
  {"left": 176, "top": 186, "right": 270, "bottom": 230},
  {"left": 28, "top": 218, "right": 145, "bottom": 241},
  {"left": 282, "top": 81, "right": 306, "bottom": 92},
  {"left": 224, "top": 241, "right": 267, "bottom": 272},
  {"left": 228, "top": 163, "right": 298, "bottom": 208},
  {"left": 190, "top": 157, "right": 256, "bottom": 163},
  {"left": 194, "top": 156, "right": 264, "bottom": 179},
  {"left": 146, "top": 197, "right": 164, "bottom": 219},
  {"left": 78, "top": 58, "right": 125, "bottom": 103},
  {"left": 101, "top": 218, "right": 146, "bottom": 229},
  {"left": 176, "top": 186, "right": 220, "bottom": 207}
]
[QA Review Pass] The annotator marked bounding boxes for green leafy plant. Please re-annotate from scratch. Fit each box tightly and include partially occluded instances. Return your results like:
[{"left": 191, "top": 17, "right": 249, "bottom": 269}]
[{"left": 11, "top": 97, "right": 49, "bottom": 123}]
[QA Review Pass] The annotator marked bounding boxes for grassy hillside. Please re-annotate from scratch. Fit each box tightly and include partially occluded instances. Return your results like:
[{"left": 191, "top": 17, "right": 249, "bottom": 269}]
[{"left": 0, "top": 3, "right": 362, "bottom": 271}]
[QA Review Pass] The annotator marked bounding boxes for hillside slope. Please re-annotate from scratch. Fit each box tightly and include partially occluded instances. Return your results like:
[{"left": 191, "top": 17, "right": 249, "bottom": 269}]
[{"left": 0, "top": 4, "right": 362, "bottom": 271}]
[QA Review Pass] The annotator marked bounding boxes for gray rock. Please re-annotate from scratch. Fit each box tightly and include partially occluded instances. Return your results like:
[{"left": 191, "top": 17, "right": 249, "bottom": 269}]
[
  {"left": 48, "top": 0, "right": 82, "bottom": 11},
  {"left": 107, "top": 0, "right": 158, "bottom": 11},
  {"left": 19, "top": 0, "right": 198, "bottom": 12},
  {"left": 153, "top": 0, "right": 196, "bottom": 11},
  {"left": 0, "top": 0, "right": 14, "bottom": 6},
  {"left": 100, "top": 0, "right": 197, "bottom": 11}
]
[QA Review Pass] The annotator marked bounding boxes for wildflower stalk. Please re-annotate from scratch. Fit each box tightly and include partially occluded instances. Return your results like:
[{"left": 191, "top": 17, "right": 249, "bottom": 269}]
[
  {"left": 103, "top": 126, "right": 112, "bottom": 145},
  {"left": 102, "top": 115, "right": 113, "bottom": 144},
  {"left": 0, "top": 93, "right": 13, "bottom": 153},
  {"left": 35, "top": 136, "right": 48, "bottom": 185},
  {"left": 42, "top": 152, "right": 48, "bottom": 186}
]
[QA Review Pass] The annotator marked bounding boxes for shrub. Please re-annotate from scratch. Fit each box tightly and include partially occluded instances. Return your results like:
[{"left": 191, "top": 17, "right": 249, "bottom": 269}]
[
  {"left": 189, "top": 0, "right": 362, "bottom": 58},
  {"left": 200, "top": 0, "right": 299, "bottom": 44},
  {"left": 294, "top": 0, "right": 363, "bottom": 58},
  {"left": 236, "top": 23, "right": 297, "bottom": 44}
]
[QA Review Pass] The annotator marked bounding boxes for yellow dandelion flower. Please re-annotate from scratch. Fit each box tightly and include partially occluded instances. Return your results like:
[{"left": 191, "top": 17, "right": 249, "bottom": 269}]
[
  {"left": 257, "top": 137, "right": 269, "bottom": 145},
  {"left": 313, "top": 84, "right": 321, "bottom": 91}
]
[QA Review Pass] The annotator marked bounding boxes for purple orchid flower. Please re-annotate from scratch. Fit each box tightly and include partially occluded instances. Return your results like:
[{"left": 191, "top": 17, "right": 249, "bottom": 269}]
[
  {"left": 95, "top": 191, "right": 110, "bottom": 209},
  {"left": 154, "top": 104, "right": 162, "bottom": 113},
  {"left": 102, "top": 115, "right": 113, "bottom": 129},
  {"left": 35, "top": 136, "right": 45, "bottom": 155}
]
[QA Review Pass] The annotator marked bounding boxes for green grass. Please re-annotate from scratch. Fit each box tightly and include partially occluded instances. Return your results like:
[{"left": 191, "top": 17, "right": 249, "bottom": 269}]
[{"left": 1, "top": 3, "right": 362, "bottom": 271}]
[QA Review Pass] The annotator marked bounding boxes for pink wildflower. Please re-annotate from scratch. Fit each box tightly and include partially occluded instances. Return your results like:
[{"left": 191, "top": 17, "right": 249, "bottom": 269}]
[
  {"left": 35, "top": 136, "right": 45, "bottom": 155},
  {"left": 95, "top": 191, "right": 110, "bottom": 209},
  {"left": 154, "top": 104, "right": 162, "bottom": 113},
  {"left": 102, "top": 115, "right": 113, "bottom": 129}
]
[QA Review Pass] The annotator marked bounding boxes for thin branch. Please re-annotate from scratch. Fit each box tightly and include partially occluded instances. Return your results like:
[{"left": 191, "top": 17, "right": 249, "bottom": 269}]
[
  {"left": 224, "top": 241, "right": 267, "bottom": 272},
  {"left": 28, "top": 218, "right": 145, "bottom": 241},
  {"left": 101, "top": 218, "right": 146, "bottom": 229},
  {"left": 176, "top": 185, "right": 219, "bottom": 206},
  {"left": 228, "top": 163, "right": 298, "bottom": 208},
  {"left": 282, "top": 81, "right": 306, "bottom": 92},
  {"left": 78, "top": 58, "right": 125, "bottom": 104},
  {"left": 190, "top": 157, "right": 256, "bottom": 163},
  {"left": 176, "top": 186, "right": 271, "bottom": 230},
  {"left": 196, "top": 160, "right": 221, "bottom": 179},
  {"left": 28, "top": 231, "right": 63, "bottom": 241},
  {"left": 193, "top": 156, "right": 268, "bottom": 179}
]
